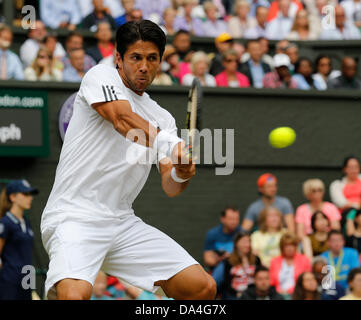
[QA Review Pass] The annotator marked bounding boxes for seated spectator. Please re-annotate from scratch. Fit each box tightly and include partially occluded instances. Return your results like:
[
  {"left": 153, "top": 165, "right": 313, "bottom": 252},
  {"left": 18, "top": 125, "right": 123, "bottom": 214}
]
[
  {"left": 241, "top": 37, "right": 274, "bottom": 69},
  {"left": 40, "top": 0, "right": 81, "bottom": 30},
  {"left": 160, "top": 7, "right": 177, "bottom": 36},
  {"left": 182, "top": 51, "right": 216, "bottom": 86},
  {"left": 135, "top": 0, "right": 171, "bottom": 24},
  {"left": 203, "top": 206, "right": 241, "bottom": 270},
  {"left": 341, "top": 0, "right": 361, "bottom": 29},
  {"left": 312, "top": 256, "right": 346, "bottom": 300},
  {"left": 285, "top": 43, "right": 298, "bottom": 74},
  {"left": 292, "top": 272, "right": 320, "bottom": 300},
  {"left": 275, "top": 39, "right": 290, "bottom": 55},
  {"left": 267, "top": 0, "right": 303, "bottom": 22},
  {"left": 240, "top": 266, "right": 284, "bottom": 300},
  {"left": 24, "top": 47, "right": 63, "bottom": 81},
  {"left": 152, "top": 65, "right": 173, "bottom": 85},
  {"left": 339, "top": 267, "right": 361, "bottom": 300},
  {"left": 269, "top": 232, "right": 312, "bottom": 298},
  {"left": 212, "top": 232, "right": 262, "bottom": 299},
  {"left": 20, "top": 20, "right": 65, "bottom": 69},
  {"left": 162, "top": 45, "right": 181, "bottom": 84},
  {"left": 287, "top": 9, "right": 319, "bottom": 40},
  {"left": 265, "top": 0, "right": 295, "bottom": 40},
  {"left": 292, "top": 57, "right": 324, "bottom": 90},
  {"left": 330, "top": 156, "right": 361, "bottom": 212},
  {"left": 242, "top": 173, "right": 295, "bottom": 233},
  {"left": 172, "top": 30, "right": 193, "bottom": 62},
  {"left": 209, "top": 33, "right": 233, "bottom": 76},
  {"left": 78, "top": 0, "right": 124, "bottom": 20},
  {"left": 114, "top": 0, "right": 135, "bottom": 27},
  {"left": 346, "top": 209, "right": 361, "bottom": 255},
  {"left": 202, "top": 1, "right": 229, "bottom": 37},
  {"left": 251, "top": 206, "right": 286, "bottom": 267},
  {"left": 81, "top": 0, "right": 117, "bottom": 31},
  {"left": 328, "top": 57, "right": 361, "bottom": 90},
  {"left": 248, "top": 0, "right": 270, "bottom": 17},
  {"left": 173, "top": 0, "right": 204, "bottom": 36},
  {"left": 105, "top": 276, "right": 127, "bottom": 299},
  {"left": 239, "top": 40, "right": 271, "bottom": 88},
  {"left": 263, "top": 54, "right": 297, "bottom": 89},
  {"left": 43, "top": 32, "right": 66, "bottom": 71},
  {"left": 127, "top": 8, "right": 144, "bottom": 23},
  {"left": 312, "top": 55, "right": 341, "bottom": 91},
  {"left": 232, "top": 42, "right": 246, "bottom": 65},
  {"left": 215, "top": 49, "right": 250, "bottom": 88},
  {"left": 86, "top": 22, "right": 115, "bottom": 63},
  {"left": 321, "top": 230, "right": 360, "bottom": 290},
  {"left": 295, "top": 179, "right": 341, "bottom": 240},
  {"left": 320, "top": 5, "right": 361, "bottom": 40},
  {"left": 244, "top": 6, "right": 269, "bottom": 39},
  {"left": 302, "top": 211, "right": 331, "bottom": 260},
  {"left": 91, "top": 271, "right": 115, "bottom": 300},
  {"left": 63, "top": 48, "right": 86, "bottom": 82},
  {"left": 227, "top": 0, "right": 256, "bottom": 39},
  {"left": 62, "top": 31, "right": 96, "bottom": 74},
  {"left": 303, "top": 0, "right": 329, "bottom": 38},
  {"left": 0, "top": 25, "right": 23, "bottom": 80}
]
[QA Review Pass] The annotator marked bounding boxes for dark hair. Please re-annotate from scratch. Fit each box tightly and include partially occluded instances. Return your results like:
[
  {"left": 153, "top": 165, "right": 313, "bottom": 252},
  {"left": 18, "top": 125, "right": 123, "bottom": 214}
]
[
  {"left": 292, "top": 272, "right": 320, "bottom": 300},
  {"left": 294, "top": 57, "right": 313, "bottom": 74},
  {"left": 174, "top": 29, "right": 191, "bottom": 38},
  {"left": 229, "top": 231, "right": 257, "bottom": 266},
  {"left": 342, "top": 155, "right": 361, "bottom": 171},
  {"left": 347, "top": 267, "right": 361, "bottom": 285},
  {"left": 254, "top": 265, "right": 269, "bottom": 276},
  {"left": 246, "top": 39, "right": 259, "bottom": 49},
  {"left": 311, "top": 210, "right": 330, "bottom": 233},
  {"left": 327, "top": 229, "right": 344, "bottom": 241},
  {"left": 221, "top": 206, "right": 239, "bottom": 217},
  {"left": 116, "top": 20, "right": 166, "bottom": 61},
  {"left": 354, "top": 210, "right": 361, "bottom": 228},
  {"left": 66, "top": 31, "right": 84, "bottom": 42},
  {"left": 315, "top": 54, "right": 331, "bottom": 68}
]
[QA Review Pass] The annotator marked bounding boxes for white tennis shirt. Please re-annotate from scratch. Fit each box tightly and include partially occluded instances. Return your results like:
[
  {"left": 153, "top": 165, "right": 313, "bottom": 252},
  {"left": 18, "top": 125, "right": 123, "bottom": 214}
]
[{"left": 41, "top": 64, "right": 177, "bottom": 227}]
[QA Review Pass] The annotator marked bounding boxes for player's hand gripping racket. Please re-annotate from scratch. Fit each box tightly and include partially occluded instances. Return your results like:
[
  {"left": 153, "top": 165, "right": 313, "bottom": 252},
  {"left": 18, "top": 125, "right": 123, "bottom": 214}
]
[{"left": 185, "top": 78, "right": 203, "bottom": 161}]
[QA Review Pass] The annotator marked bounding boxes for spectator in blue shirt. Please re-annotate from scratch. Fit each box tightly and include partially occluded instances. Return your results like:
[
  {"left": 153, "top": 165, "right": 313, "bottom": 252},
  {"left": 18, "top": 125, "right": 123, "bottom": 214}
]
[
  {"left": 0, "top": 25, "right": 24, "bottom": 80},
  {"left": 81, "top": 0, "right": 117, "bottom": 31},
  {"left": 0, "top": 180, "right": 39, "bottom": 300},
  {"left": 312, "top": 256, "right": 346, "bottom": 300},
  {"left": 242, "top": 173, "right": 295, "bottom": 233},
  {"left": 40, "top": 0, "right": 82, "bottom": 30},
  {"left": 321, "top": 230, "right": 360, "bottom": 290},
  {"left": 239, "top": 39, "right": 271, "bottom": 88},
  {"left": 63, "top": 48, "right": 85, "bottom": 82},
  {"left": 292, "top": 57, "right": 323, "bottom": 90},
  {"left": 115, "top": 0, "right": 136, "bottom": 27},
  {"left": 204, "top": 206, "right": 241, "bottom": 271}
]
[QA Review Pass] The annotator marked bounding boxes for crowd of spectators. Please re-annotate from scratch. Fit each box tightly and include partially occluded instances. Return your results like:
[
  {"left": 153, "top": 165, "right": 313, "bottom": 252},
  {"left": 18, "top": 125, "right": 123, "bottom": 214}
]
[
  {"left": 204, "top": 156, "right": 361, "bottom": 300},
  {"left": 0, "top": 0, "right": 361, "bottom": 89}
]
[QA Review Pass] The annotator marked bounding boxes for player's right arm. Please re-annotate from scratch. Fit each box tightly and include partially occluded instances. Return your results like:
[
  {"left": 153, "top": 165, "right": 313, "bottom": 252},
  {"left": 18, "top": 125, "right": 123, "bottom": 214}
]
[{"left": 93, "top": 99, "right": 159, "bottom": 148}]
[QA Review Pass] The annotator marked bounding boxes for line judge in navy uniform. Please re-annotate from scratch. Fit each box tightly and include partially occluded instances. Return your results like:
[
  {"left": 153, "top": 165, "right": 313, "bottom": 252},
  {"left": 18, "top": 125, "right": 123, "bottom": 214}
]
[{"left": 0, "top": 180, "right": 38, "bottom": 300}]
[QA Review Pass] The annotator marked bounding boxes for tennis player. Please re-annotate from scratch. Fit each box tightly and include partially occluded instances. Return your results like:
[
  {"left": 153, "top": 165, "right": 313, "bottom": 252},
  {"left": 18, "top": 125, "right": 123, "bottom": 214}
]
[{"left": 41, "top": 20, "right": 216, "bottom": 300}]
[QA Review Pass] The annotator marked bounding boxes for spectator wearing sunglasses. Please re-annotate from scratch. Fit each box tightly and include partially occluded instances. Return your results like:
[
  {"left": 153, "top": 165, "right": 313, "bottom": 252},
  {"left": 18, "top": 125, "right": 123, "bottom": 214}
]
[
  {"left": 24, "top": 46, "right": 63, "bottom": 81},
  {"left": 295, "top": 179, "right": 341, "bottom": 240},
  {"left": 0, "top": 180, "right": 39, "bottom": 300},
  {"left": 215, "top": 49, "right": 249, "bottom": 88}
]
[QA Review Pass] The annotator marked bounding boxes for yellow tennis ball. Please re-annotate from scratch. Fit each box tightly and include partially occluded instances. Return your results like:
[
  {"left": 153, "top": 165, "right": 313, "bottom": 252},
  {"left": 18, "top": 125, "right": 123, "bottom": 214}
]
[{"left": 269, "top": 127, "right": 296, "bottom": 148}]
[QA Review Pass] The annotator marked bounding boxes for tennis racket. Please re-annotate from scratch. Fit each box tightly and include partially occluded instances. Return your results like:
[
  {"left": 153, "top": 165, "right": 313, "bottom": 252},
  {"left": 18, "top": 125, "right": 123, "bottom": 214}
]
[{"left": 185, "top": 78, "right": 203, "bottom": 161}]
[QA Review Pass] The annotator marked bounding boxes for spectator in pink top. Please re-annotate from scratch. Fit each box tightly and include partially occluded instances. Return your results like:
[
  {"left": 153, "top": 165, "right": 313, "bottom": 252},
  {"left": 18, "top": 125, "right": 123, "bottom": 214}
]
[
  {"left": 269, "top": 232, "right": 311, "bottom": 298},
  {"left": 215, "top": 49, "right": 250, "bottom": 88},
  {"left": 296, "top": 179, "right": 341, "bottom": 239},
  {"left": 330, "top": 156, "right": 361, "bottom": 211}
]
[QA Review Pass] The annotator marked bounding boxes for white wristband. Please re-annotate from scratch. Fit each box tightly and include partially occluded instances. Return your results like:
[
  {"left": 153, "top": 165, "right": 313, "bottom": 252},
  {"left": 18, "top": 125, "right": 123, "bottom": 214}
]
[
  {"left": 171, "top": 167, "right": 190, "bottom": 183},
  {"left": 154, "top": 130, "right": 183, "bottom": 159}
]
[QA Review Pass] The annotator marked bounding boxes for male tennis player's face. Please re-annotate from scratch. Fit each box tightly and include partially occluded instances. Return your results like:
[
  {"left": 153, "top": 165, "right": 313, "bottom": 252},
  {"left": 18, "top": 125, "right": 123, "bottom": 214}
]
[{"left": 117, "top": 40, "right": 160, "bottom": 95}]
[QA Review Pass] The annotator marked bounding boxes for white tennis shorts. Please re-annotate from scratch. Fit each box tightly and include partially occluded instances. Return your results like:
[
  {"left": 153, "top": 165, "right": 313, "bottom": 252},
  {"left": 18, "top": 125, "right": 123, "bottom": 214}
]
[{"left": 41, "top": 212, "right": 199, "bottom": 300}]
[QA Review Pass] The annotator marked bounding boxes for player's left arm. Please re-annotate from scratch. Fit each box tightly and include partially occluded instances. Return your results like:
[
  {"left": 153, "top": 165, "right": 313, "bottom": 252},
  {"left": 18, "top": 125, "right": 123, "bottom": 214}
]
[{"left": 159, "top": 143, "right": 196, "bottom": 198}]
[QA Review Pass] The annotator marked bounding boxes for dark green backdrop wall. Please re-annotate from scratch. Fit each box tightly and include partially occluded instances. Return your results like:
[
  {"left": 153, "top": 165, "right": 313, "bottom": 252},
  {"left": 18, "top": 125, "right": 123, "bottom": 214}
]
[{"left": 1, "top": 81, "right": 361, "bottom": 296}]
